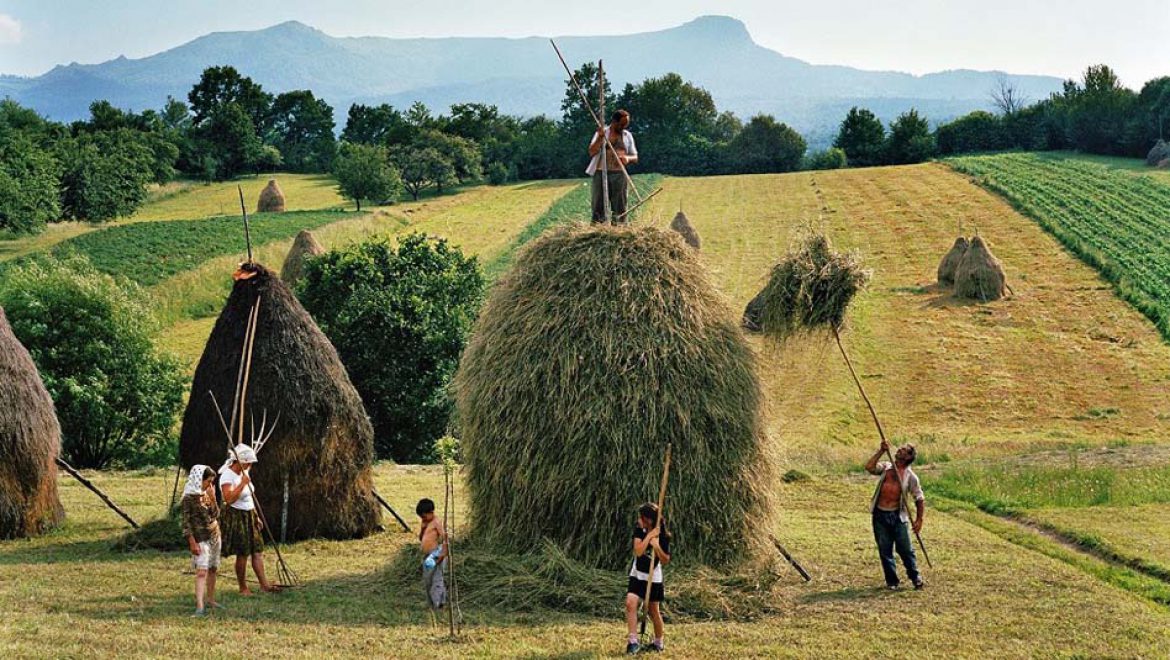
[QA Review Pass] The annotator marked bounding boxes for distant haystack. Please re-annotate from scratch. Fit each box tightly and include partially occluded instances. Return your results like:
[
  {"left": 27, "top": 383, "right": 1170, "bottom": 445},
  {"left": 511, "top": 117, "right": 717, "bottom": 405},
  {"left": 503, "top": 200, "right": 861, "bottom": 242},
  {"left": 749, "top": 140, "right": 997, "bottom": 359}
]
[
  {"left": 670, "top": 211, "right": 701, "bottom": 250},
  {"left": 1147, "top": 140, "right": 1170, "bottom": 167},
  {"left": 281, "top": 230, "right": 326, "bottom": 286},
  {"left": 257, "top": 179, "right": 286, "bottom": 213},
  {"left": 937, "top": 236, "right": 969, "bottom": 287},
  {"left": 0, "top": 307, "right": 65, "bottom": 539},
  {"left": 954, "top": 235, "right": 1007, "bottom": 301}
]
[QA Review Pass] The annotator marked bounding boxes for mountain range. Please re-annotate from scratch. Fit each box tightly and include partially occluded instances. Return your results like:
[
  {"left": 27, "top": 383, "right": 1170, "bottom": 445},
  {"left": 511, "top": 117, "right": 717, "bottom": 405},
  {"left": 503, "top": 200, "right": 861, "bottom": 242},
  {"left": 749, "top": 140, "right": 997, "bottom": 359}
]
[{"left": 0, "top": 16, "right": 1064, "bottom": 147}]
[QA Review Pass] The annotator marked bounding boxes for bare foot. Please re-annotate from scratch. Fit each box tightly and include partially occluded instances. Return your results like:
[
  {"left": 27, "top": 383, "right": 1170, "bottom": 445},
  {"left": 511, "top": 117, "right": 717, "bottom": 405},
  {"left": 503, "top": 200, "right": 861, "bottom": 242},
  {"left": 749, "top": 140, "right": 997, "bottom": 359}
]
[
  {"left": 238, "top": 589, "right": 254, "bottom": 596},
  {"left": 261, "top": 585, "right": 282, "bottom": 594}
]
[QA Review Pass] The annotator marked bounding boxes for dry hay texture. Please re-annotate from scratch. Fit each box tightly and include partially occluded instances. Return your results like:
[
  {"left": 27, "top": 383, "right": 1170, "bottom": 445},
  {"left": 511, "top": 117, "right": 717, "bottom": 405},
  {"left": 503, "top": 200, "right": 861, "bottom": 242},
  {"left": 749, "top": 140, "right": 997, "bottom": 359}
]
[
  {"left": 179, "top": 264, "right": 379, "bottom": 541},
  {"left": 937, "top": 236, "right": 970, "bottom": 286},
  {"left": 455, "top": 224, "right": 775, "bottom": 570},
  {"left": 954, "top": 235, "right": 1007, "bottom": 302},
  {"left": 257, "top": 179, "right": 286, "bottom": 213},
  {"left": 752, "top": 233, "right": 870, "bottom": 341},
  {"left": 280, "top": 230, "right": 326, "bottom": 285},
  {"left": 669, "top": 211, "right": 701, "bottom": 250},
  {"left": 0, "top": 307, "right": 64, "bottom": 539},
  {"left": 1147, "top": 140, "right": 1170, "bottom": 167}
]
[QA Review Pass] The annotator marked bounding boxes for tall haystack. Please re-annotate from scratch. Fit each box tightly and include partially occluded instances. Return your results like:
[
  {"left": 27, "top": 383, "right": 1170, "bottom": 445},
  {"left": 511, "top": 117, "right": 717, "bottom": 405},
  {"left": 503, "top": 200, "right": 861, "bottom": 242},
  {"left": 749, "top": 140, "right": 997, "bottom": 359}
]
[
  {"left": 670, "top": 211, "right": 701, "bottom": 250},
  {"left": 179, "top": 263, "right": 379, "bottom": 541},
  {"left": 454, "top": 224, "right": 775, "bottom": 569},
  {"left": 756, "top": 233, "right": 869, "bottom": 341},
  {"left": 257, "top": 179, "right": 286, "bottom": 213},
  {"left": 0, "top": 307, "right": 64, "bottom": 539},
  {"left": 1147, "top": 140, "right": 1170, "bottom": 167},
  {"left": 954, "top": 235, "right": 1007, "bottom": 302},
  {"left": 281, "top": 230, "right": 325, "bottom": 285},
  {"left": 937, "top": 236, "right": 969, "bottom": 287}
]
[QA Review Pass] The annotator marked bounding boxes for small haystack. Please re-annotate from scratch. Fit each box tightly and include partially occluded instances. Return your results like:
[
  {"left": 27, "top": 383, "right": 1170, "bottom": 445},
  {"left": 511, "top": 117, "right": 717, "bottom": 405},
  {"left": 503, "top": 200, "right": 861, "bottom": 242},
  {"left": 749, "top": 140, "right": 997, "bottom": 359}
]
[
  {"left": 937, "top": 236, "right": 970, "bottom": 287},
  {"left": 0, "top": 307, "right": 64, "bottom": 539},
  {"left": 257, "top": 179, "right": 286, "bottom": 213},
  {"left": 1147, "top": 140, "right": 1170, "bottom": 167},
  {"left": 954, "top": 235, "right": 1007, "bottom": 302},
  {"left": 670, "top": 211, "right": 701, "bottom": 250},
  {"left": 179, "top": 263, "right": 379, "bottom": 541},
  {"left": 281, "top": 230, "right": 326, "bottom": 286},
  {"left": 755, "top": 233, "right": 870, "bottom": 341},
  {"left": 455, "top": 224, "right": 775, "bottom": 569}
]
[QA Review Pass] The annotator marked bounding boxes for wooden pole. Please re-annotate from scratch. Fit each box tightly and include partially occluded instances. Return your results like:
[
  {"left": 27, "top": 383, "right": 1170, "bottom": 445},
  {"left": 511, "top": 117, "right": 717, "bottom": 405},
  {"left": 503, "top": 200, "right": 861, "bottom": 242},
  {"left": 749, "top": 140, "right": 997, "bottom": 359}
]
[
  {"left": 769, "top": 534, "right": 812, "bottom": 582},
  {"left": 236, "top": 299, "right": 261, "bottom": 446},
  {"left": 599, "top": 59, "right": 611, "bottom": 223},
  {"left": 832, "top": 326, "right": 932, "bottom": 568},
  {"left": 238, "top": 185, "right": 253, "bottom": 264},
  {"left": 447, "top": 470, "right": 461, "bottom": 635},
  {"left": 444, "top": 469, "right": 454, "bottom": 638},
  {"left": 640, "top": 443, "right": 672, "bottom": 638},
  {"left": 372, "top": 489, "right": 411, "bottom": 532},
  {"left": 281, "top": 472, "right": 290, "bottom": 545},
  {"left": 55, "top": 457, "right": 139, "bottom": 529}
]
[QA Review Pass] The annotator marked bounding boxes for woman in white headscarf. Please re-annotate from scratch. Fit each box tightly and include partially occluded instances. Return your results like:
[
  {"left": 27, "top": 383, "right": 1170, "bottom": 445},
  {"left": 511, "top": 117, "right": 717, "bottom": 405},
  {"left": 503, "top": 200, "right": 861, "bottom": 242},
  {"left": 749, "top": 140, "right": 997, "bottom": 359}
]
[
  {"left": 180, "top": 464, "right": 222, "bottom": 616},
  {"left": 218, "top": 444, "right": 276, "bottom": 594}
]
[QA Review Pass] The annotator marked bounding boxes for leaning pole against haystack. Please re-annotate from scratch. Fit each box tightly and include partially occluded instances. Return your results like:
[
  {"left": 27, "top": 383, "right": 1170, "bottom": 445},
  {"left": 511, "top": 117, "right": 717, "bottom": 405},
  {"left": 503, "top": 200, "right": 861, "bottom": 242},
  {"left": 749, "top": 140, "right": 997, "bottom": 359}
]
[
  {"left": 281, "top": 229, "right": 325, "bottom": 285},
  {"left": 0, "top": 307, "right": 65, "bottom": 539},
  {"left": 178, "top": 261, "right": 381, "bottom": 542},
  {"left": 745, "top": 233, "right": 933, "bottom": 567},
  {"left": 257, "top": 179, "right": 286, "bottom": 213},
  {"left": 455, "top": 225, "right": 776, "bottom": 575}
]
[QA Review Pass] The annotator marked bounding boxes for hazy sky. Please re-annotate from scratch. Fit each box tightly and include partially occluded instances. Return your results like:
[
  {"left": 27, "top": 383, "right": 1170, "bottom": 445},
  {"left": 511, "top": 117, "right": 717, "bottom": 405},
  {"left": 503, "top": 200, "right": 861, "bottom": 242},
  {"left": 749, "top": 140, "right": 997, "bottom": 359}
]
[{"left": 1, "top": 0, "right": 1167, "bottom": 87}]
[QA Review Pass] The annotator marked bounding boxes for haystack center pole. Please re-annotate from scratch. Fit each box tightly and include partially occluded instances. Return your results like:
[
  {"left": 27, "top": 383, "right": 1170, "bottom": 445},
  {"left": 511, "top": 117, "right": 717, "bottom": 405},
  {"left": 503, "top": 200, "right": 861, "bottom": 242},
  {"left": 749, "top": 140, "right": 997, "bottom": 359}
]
[
  {"left": 55, "top": 457, "right": 139, "bottom": 529},
  {"left": 831, "top": 326, "right": 932, "bottom": 569},
  {"left": 640, "top": 443, "right": 672, "bottom": 636},
  {"left": 372, "top": 490, "right": 411, "bottom": 533},
  {"left": 599, "top": 59, "right": 612, "bottom": 222},
  {"left": 238, "top": 185, "right": 253, "bottom": 264},
  {"left": 549, "top": 40, "right": 644, "bottom": 204}
]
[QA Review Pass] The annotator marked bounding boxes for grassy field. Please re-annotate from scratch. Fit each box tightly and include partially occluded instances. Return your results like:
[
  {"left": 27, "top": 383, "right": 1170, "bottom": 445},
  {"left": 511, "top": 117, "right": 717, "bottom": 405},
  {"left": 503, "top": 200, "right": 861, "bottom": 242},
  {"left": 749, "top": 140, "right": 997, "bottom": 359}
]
[
  {"left": 1038, "top": 150, "right": 1170, "bottom": 184},
  {"left": 642, "top": 164, "right": 1170, "bottom": 468},
  {"left": 4, "top": 466, "right": 1169, "bottom": 658}
]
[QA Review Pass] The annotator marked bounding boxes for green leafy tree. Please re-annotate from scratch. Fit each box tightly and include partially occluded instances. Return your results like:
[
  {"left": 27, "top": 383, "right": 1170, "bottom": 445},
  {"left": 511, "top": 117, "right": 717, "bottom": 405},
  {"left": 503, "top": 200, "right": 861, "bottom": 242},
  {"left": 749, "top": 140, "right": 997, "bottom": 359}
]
[
  {"left": 391, "top": 146, "right": 457, "bottom": 200},
  {"left": 341, "top": 103, "right": 412, "bottom": 145},
  {"left": 297, "top": 234, "right": 486, "bottom": 462},
  {"left": 486, "top": 161, "right": 510, "bottom": 185},
  {"left": 805, "top": 147, "right": 848, "bottom": 171},
  {"left": 334, "top": 143, "right": 403, "bottom": 210},
  {"left": 420, "top": 129, "right": 483, "bottom": 182},
  {"left": 618, "top": 73, "right": 720, "bottom": 174},
  {"left": 884, "top": 109, "right": 936, "bottom": 165},
  {"left": 834, "top": 107, "right": 886, "bottom": 167},
  {"left": 267, "top": 90, "right": 337, "bottom": 173},
  {"left": 728, "top": 114, "right": 806, "bottom": 173},
  {"left": 57, "top": 130, "right": 155, "bottom": 221},
  {"left": 193, "top": 102, "right": 263, "bottom": 179},
  {"left": 561, "top": 62, "right": 614, "bottom": 136},
  {"left": 0, "top": 133, "right": 61, "bottom": 234},
  {"left": 514, "top": 116, "right": 570, "bottom": 180},
  {"left": 187, "top": 65, "right": 272, "bottom": 129},
  {"left": 935, "top": 111, "right": 1009, "bottom": 155},
  {"left": 0, "top": 256, "right": 185, "bottom": 468}
]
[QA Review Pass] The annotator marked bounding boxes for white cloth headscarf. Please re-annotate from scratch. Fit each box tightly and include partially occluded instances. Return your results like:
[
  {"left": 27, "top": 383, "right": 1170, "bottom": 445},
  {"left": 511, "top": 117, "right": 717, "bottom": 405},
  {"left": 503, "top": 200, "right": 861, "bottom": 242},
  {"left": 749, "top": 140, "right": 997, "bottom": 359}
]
[
  {"left": 183, "top": 464, "right": 213, "bottom": 497},
  {"left": 218, "top": 443, "right": 259, "bottom": 474}
]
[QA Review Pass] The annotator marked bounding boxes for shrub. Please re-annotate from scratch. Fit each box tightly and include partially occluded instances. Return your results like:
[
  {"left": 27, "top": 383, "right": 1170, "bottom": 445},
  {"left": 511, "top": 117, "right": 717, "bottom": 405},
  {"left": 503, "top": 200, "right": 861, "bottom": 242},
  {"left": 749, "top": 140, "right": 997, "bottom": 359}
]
[
  {"left": 486, "top": 160, "right": 510, "bottom": 185},
  {"left": 0, "top": 133, "right": 61, "bottom": 235},
  {"left": 298, "top": 234, "right": 486, "bottom": 462},
  {"left": 0, "top": 256, "right": 185, "bottom": 468},
  {"left": 805, "top": 147, "right": 847, "bottom": 171},
  {"left": 56, "top": 130, "right": 154, "bottom": 221},
  {"left": 935, "top": 111, "right": 1009, "bottom": 155}
]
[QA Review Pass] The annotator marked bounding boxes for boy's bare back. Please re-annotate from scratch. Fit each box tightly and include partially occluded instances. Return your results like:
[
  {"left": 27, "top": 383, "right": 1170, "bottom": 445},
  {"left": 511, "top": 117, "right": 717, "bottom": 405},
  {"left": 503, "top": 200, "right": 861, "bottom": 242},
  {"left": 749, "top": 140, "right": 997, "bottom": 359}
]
[{"left": 421, "top": 519, "right": 445, "bottom": 555}]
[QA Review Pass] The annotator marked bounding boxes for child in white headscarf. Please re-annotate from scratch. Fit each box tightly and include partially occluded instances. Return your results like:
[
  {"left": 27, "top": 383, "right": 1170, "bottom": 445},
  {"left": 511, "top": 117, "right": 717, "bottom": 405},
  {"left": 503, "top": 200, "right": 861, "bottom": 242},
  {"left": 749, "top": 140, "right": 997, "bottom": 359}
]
[{"left": 180, "top": 464, "right": 222, "bottom": 616}]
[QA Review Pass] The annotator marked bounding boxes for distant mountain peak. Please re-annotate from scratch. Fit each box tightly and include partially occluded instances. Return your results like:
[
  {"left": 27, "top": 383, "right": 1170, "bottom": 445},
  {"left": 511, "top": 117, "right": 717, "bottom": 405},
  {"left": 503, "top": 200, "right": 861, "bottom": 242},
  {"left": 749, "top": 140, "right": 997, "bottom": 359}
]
[
  {"left": 262, "top": 20, "right": 320, "bottom": 34},
  {"left": 677, "top": 15, "right": 751, "bottom": 39}
]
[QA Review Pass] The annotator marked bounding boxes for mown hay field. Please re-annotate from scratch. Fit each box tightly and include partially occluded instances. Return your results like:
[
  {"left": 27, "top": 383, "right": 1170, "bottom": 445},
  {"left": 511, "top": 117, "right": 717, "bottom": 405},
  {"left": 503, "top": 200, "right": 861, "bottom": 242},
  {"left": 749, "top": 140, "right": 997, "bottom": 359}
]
[{"left": 641, "top": 164, "right": 1170, "bottom": 468}]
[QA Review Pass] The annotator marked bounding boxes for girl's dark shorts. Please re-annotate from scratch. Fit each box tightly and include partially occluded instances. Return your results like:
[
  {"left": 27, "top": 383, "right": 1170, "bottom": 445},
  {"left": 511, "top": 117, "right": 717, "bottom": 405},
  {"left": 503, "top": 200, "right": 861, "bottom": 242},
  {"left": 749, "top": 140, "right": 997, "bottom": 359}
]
[{"left": 627, "top": 577, "right": 665, "bottom": 603}]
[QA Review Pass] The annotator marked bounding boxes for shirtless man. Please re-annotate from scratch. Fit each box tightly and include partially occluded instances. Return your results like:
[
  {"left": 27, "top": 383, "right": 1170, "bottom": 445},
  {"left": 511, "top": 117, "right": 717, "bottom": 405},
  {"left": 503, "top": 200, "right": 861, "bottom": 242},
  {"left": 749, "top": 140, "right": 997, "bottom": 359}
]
[
  {"left": 586, "top": 109, "right": 638, "bottom": 225},
  {"left": 864, "top": 439, "right": 925, "bottom": 589},
  {"left": 416, "top": 498, "right": 447, "bottom": 610}
]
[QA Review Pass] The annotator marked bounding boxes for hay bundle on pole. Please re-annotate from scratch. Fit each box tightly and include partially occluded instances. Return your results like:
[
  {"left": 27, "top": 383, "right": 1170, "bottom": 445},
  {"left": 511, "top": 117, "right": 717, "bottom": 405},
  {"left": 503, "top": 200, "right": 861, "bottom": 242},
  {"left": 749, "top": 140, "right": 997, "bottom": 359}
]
[
  {"left": 257, "top": 179, "right": 286, "bottom": 213},
  {"left": 754, "top": 233, "right": 869, "bottom": 340},
  {"left": 280, "top": 230, "right": 325, "bottom": 285},
  {"left": 937, "top": 236, "right": 969, "bottom": 287},
  {"left": 455, "top": 224, "right": 775, "bottom": 569},
  {"left": 1147, "top": 140, "right": 1170, "bottom": 167},
  {"left": 954, "top": 235, "right": 1007, "bottom": 302},
  {"left": 670, "top": 211, "right": 701, "bottom": 250},
  {"left": 179, "top": 263, "right": 380, "bottom": 541},
  {"left": 0, "top": 307, "right": 65, "bottom": 539}
]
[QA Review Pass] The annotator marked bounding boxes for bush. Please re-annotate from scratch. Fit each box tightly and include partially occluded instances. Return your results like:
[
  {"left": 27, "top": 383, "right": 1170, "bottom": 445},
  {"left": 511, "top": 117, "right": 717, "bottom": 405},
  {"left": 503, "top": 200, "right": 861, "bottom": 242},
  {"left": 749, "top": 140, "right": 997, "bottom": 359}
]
[
  {"left": 0, "top": 256, "right": 185, "bottom": 468},
  {"left": 298, "top": 234, "right": 485, "bottom": 462},
  {"left": 486, "top": 161, "right": 510, "bottom": 185},
  {"left": 935, "top": 111, "right": 1008, "bottom": 155},
  {"left": 334, "top": 143, "right": 403, "bottom": 211},
  {"left": 56, "top": 130, "right": 154, "bottom": 221},
  {"left": 0, "top": 133, "right": 61, "bottom": 235},
  {"left": 805, "top": 147, "right": 847, "bottom": 171}
]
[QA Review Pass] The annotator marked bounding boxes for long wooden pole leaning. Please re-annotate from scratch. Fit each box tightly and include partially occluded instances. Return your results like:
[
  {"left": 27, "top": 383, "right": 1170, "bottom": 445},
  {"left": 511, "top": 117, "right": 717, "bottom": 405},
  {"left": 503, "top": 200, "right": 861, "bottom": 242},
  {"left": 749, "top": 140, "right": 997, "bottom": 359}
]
[
  {"left": 372, "top": 490, "right": 411, "bottom": 532},
  {"left": 831, "top": 326, "right": 932, "bottom": 568},
  {"left": 599, "top": 59, "right": 611, "bottom": 222},
  {"left": 55, "top": 457, "right": 139, "bottom": 529},
  {"left": 640, "top": 443, "right": 672, "bottom": 635}
]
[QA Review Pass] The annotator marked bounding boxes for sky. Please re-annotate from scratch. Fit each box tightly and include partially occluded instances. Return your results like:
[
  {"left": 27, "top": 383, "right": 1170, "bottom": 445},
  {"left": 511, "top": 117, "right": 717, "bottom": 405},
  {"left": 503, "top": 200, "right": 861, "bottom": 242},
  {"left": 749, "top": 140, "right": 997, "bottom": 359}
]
[{"left": 1, "top": 0, "right": 1167, "bottom": 88}]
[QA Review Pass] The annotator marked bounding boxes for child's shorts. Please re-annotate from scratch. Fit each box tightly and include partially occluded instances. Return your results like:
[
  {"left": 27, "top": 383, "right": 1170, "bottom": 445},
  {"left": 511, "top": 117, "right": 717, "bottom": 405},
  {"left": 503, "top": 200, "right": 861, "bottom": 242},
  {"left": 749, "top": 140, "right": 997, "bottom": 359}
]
[
  {"left": 627, "top": 577, "right": 665, "bottom": 603},
  {"left": 193, "top": 537, "right": 222, "bottom": 570}
]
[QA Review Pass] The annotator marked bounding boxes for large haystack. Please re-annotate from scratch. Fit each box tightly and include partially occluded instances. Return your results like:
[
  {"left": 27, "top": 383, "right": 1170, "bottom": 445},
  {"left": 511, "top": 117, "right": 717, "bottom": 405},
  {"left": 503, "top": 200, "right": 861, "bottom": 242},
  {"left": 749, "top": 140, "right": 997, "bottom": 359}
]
[
  {"left": 1147, "top": 140, "right": 1170, "bottom": 167},
  {"left": 954, "top": 235, "right": 1007, "bottom": 301},
  {"left": 670, "top": 211, "right": 701, "bottom": 250},
  {"left": 257, "top": 179, "right": 286, "bottom": 213},
  {"left": 0, "top": 307, "right": 64, "bottom": 539},
  {"left": 454, "top": 224, "right": 775, "bottom": 569},
  {"left": 937, "top": 236, "right": 969, "bottom": 287},
  {"left": 756, "top": 233, "right": 869, "bottom": 341},
  {"left": 179, "top": 264, "right": 379, "bottom": 541},
  {"left": 281, "top": 230, "right": 325, "bottom": 286}
]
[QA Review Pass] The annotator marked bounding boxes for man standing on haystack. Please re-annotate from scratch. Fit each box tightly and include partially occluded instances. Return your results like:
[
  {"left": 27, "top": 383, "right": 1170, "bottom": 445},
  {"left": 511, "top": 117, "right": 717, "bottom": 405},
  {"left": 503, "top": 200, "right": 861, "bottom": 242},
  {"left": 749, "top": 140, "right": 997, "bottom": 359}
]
[
  {"left": 864, "top": 439, "right": 925, "bottom": 590},
  {"left": 587, "top": 109, "right": 638, "bottom": 224}
]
